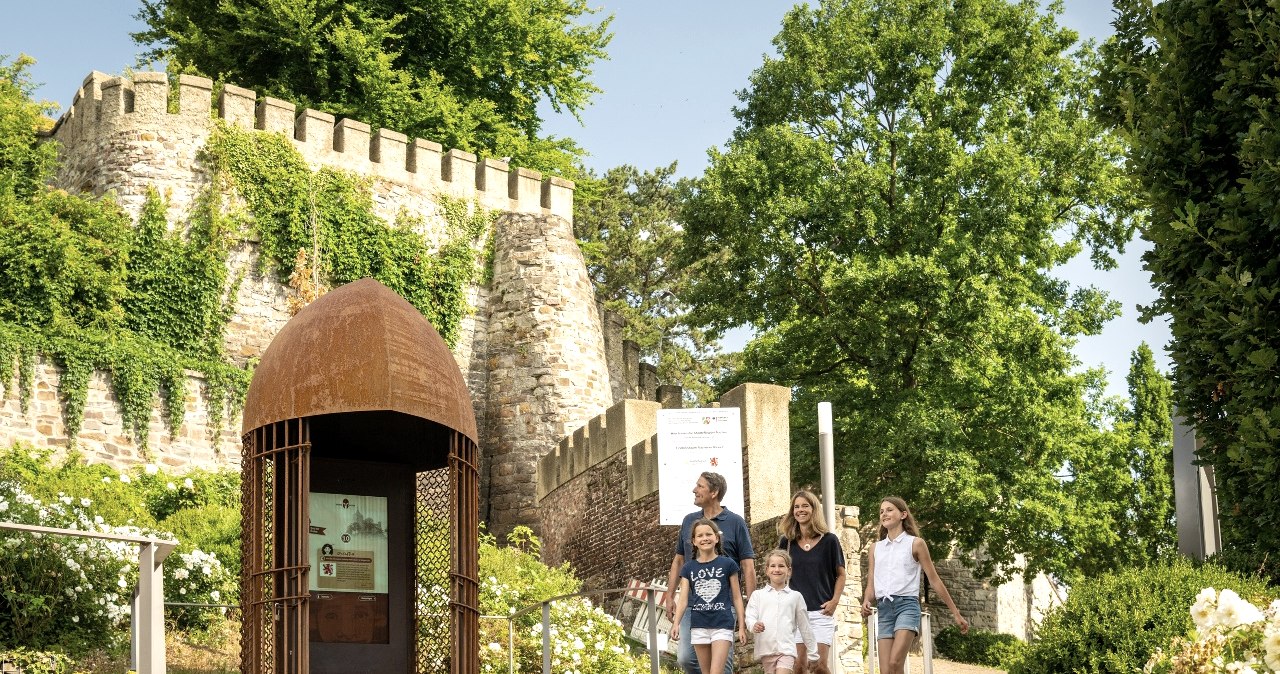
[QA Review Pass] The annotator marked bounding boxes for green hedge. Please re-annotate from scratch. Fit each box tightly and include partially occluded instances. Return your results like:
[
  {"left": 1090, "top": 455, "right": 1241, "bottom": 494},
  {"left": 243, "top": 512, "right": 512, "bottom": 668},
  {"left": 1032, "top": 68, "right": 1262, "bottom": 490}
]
[
  {"left": 1011, "top": 559, "right": 1273, "bottom": 674},
  {"left": 934, "top": 625, "right": 1025, "bottom": 668}
]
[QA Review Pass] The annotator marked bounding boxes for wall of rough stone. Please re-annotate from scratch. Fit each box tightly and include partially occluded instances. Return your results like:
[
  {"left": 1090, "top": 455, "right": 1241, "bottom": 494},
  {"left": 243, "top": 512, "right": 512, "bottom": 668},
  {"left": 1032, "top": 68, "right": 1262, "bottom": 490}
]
[
  {"left": 925, "top": 553, "right": 1063, "bottom": 641},
  {"left": 0, "top": 357, "right": 241, "bottom": 470},
  {"left": 482, "top": 211, "right": 615, "bottom": 534}
]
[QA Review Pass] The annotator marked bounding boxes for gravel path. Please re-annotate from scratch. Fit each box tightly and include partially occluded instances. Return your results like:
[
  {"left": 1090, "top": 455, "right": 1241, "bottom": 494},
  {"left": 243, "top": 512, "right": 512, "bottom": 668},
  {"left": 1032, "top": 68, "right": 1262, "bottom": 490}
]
[
  {"left": 918, "top": 658, "right": 1007, "bottom": 674},
  {"left": 856, "top": 656, "right": 1006, "bottom": 674}
]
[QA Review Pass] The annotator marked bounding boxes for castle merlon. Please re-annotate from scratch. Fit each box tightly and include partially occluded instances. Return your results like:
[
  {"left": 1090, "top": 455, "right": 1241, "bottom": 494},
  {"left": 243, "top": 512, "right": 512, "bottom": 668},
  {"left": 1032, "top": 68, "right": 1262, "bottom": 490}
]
[{"left": 51, "top": 71, "right": 573, "bottom": 219}]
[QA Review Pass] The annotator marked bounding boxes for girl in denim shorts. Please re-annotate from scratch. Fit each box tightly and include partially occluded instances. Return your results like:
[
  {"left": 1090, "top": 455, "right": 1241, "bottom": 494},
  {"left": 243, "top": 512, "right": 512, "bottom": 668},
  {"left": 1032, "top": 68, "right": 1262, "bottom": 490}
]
[{"left": 860, "top": 496, "right": 969, "bottom": 674}]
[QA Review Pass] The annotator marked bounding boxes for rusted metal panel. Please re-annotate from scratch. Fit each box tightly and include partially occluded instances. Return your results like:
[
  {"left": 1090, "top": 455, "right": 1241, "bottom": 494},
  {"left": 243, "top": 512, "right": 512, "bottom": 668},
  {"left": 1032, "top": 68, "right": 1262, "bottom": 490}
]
[{"left": 242, "top": 278, "right": 478, "bottom": 443}]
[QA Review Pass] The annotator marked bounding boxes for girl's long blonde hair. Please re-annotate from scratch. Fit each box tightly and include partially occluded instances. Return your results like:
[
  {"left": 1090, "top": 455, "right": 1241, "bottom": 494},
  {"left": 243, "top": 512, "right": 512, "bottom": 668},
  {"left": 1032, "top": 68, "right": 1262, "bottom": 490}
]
[
  {"left": 777, "top": 489, "right": 830, "bottom": 542},
  {"left": 877, "top": 495, "right": 921, "bottom": 540}
]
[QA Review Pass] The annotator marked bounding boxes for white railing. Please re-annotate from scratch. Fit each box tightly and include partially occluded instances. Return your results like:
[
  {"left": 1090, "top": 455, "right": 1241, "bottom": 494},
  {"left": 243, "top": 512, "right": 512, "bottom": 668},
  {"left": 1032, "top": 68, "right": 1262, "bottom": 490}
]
[
  {"left": 867, "top": 606, "right": 934, "bottom": 674},
  {"left": 0, "top": 522, "right": 178, "bottom": 674}
]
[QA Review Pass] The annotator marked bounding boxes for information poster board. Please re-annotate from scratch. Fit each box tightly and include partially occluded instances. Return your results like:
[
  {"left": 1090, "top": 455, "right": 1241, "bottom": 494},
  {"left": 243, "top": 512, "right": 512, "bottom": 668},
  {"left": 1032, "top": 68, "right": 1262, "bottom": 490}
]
[
  {"left": 657, "top": 408, "right": 743, "bottom": 525},
  {"left": 309, "top": 492, "right": 389, "bottom": 643}
]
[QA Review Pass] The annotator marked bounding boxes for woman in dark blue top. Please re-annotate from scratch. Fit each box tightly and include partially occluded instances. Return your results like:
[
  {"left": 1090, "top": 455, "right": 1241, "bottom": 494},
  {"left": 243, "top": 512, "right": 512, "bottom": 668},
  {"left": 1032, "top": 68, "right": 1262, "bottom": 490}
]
[{"left": 777, "top": 490, "right": 845, "bottom": 674}]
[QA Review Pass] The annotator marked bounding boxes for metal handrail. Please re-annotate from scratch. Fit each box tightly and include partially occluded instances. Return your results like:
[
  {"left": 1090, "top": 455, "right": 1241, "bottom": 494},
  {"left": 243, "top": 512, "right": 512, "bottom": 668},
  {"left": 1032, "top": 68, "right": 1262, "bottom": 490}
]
[
  {"left": 0, "top": 521, "right": 178, "bottom": 674},
  {"left": 501, "top": 584, "right": 667, "bottom": 674}
]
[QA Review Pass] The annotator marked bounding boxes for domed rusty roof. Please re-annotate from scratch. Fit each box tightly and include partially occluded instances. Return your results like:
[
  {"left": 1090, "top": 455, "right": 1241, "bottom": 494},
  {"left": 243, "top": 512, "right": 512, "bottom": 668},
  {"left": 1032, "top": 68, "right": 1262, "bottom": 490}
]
[{"left": 242, "top": 278, "right": 478, "bottom": 442}]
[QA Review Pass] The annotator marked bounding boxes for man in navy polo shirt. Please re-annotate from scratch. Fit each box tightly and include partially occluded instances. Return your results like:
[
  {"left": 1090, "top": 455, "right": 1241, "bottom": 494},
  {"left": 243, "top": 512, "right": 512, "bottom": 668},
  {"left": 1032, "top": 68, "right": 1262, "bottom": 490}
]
[{"left": 665, "top": 471, "right": 756, "bottom": 674}]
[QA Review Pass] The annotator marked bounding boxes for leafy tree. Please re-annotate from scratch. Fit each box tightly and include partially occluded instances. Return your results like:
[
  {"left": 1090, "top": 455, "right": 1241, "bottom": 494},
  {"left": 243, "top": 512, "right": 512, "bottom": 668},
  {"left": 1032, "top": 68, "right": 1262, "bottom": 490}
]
[
  {"left": 1125, "top": 342, "right": 1175, "bottom": 561},
  {"left": 680, "top": 0, "right": 1142, "bottom": 580},
  {"left": 1102, "top": 0, "right": 1280, "bottom": 579},
  {"left": 0, "top": 56, "right": 132, "bottom": 332},
  {"left": 0, "top": 55, "right": 56, "bottom": 199},
  {"left": 574, "top": 164, "right": 738, "bottom": 403},
  {"left": 133, "top": 0, "right": 611, "bottom": 175}
]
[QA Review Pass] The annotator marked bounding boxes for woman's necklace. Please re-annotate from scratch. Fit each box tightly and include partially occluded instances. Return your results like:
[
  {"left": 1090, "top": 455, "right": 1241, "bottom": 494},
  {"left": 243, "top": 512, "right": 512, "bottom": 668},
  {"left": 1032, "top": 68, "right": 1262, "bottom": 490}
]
[{"left": 801, "top": 533, "right": 818, "bottom": 551}]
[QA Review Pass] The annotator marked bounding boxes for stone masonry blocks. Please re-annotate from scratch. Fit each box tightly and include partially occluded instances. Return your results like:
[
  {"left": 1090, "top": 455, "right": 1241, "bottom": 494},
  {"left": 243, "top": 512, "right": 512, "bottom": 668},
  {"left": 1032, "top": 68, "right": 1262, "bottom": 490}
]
[
  {"left": 48, "top": 70, "right": 573, "bottom": 218},
  {"left": 484, "top": 211, "right": 614, "bottom": 537},
  {"left": 131, "top": 72, "right": 168, "bottom": 116},
  {"left": 219, "top": 84, "right": 256, "bottom": 129},
  {"left": 719, "top": 382, "right": 792, "bottom": 524}
]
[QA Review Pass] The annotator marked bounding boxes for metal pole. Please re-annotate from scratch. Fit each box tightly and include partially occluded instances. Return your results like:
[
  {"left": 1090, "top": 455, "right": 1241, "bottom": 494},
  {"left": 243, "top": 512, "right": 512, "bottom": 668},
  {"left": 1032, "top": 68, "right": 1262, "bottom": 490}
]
[
  {"left": 818, "top": 402, "right": 836, "bottom": 530},
  {"left": 922, "top": 608, "right": 933, "bottom": 674},
  {"left": 868, "top": 607, "right": 877, "bottom": 674},
  {"left": 542, "top": 602, "right": 552, "bottom": 674},
  {"left": 508, "top": 618, "right": 515, "bottom": 674},
  {"left": 646, "top": 588, "right": 660, "bottom": 674}
]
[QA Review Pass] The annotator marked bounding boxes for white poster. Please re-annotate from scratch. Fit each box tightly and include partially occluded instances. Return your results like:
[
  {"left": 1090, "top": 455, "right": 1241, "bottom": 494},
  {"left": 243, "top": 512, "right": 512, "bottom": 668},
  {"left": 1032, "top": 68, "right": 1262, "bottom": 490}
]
[
  {"left": 657, "top": 408, "right": 744, "bottom": 525},
  {"left": 308, "top": 493, "right": 389, "bottom": 593}
]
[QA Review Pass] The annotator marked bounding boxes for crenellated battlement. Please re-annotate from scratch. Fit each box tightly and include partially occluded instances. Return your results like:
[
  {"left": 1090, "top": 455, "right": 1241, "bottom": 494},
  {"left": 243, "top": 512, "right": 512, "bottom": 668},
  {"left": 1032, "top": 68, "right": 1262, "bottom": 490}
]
[{"left": 50, "top": 71, "right": 573, "bottom": 219}]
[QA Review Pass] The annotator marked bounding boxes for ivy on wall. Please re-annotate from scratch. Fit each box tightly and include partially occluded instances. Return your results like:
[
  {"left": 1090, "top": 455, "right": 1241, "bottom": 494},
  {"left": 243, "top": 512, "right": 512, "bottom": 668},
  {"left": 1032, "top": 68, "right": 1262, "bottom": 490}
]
[
  {"left": 1, "top": 118, "right": 490, "bottom": 452},
  {"left": 201, "top": 124, "right": 494, "bottom": 347},
  {"left": 4, "top": 56, "right": 491, "bottom": 450},
  {"left": 0, "top": 184, "right": 249, "bottom": 448}
]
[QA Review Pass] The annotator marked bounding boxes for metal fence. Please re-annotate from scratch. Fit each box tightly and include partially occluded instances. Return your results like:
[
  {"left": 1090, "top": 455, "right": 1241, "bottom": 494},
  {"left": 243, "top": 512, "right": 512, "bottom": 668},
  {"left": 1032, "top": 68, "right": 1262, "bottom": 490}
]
[{"left": 479, "top": 584, "right": 671, "bottom": 674}]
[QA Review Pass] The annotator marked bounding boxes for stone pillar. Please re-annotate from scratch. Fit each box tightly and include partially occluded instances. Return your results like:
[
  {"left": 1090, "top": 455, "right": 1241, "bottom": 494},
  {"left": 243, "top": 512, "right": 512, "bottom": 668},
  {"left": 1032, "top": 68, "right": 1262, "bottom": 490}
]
[
  {"left": 483, "top": 212, "right": 613, "bottom": 536},
  {"left": 719, "top": 383, "right": 791, "bottom": 524},
  {"left": 834, "top": 505, "right": 866, "bottom": 674}
]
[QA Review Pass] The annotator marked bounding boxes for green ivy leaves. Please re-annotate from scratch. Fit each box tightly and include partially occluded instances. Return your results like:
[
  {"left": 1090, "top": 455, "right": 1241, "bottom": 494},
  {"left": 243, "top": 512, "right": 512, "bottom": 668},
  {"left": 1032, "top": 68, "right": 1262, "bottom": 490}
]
[{"left": 203, "top": 123, "right": 493, "bottom": 347}]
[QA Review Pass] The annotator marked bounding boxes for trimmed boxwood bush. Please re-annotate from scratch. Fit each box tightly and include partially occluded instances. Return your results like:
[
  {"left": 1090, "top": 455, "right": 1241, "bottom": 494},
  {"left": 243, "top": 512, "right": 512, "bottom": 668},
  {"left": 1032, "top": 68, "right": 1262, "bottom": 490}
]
[
  {"left": 1011, "top": 559, "right": 1273, "bottom": 674},
  {"left": 934, "top": 625, "right": 1025, "bottom": 668}
]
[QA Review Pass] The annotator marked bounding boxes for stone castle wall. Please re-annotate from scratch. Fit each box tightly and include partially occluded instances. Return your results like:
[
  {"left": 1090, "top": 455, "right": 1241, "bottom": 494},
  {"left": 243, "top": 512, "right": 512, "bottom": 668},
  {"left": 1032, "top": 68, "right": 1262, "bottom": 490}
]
[
  {"left": 0, "top": 70, "right": 610, "bottom": 532},
  {"left": 0, "top": 358, "right": 240, "bottom": 470}
]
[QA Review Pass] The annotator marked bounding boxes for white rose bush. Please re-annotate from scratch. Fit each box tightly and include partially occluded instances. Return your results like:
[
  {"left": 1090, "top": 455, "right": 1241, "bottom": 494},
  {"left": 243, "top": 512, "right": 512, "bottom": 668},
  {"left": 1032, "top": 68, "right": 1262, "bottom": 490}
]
[
  {"left": 0, "top": 480, "right": 137, "bottom": 652},
  {"left": 472, "top": 526, "right": 656, "bottom": 673},
  {"left": 0, "top": 446, "right": 240, "bottom": 657},
  {"left": 1146, "top": 587, "right": 1280, "bottom": 674}
]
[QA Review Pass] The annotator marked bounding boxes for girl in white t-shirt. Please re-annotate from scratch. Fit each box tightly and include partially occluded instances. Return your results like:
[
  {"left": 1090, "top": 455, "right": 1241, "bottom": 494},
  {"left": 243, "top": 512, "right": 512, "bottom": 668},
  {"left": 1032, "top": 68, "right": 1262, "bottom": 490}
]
[{"left": 860, "top": 496, "right": 969, "bottom": 674}]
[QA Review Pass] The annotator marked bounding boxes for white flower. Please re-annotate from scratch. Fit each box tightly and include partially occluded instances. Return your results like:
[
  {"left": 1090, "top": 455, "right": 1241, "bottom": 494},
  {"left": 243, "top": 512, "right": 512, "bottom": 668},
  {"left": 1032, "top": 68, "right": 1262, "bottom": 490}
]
[
  {"left": 145, "top": 463, "right": 159, "bottom": 475},
  {"left": 119, "top": 474, "right": 131, "bottom": 484},
  {"left": 71, "top": 616, "right": 79, "bottom": 623},
  {"left": 0, "top": 500, "right": 7, "bottom": 512},
  {"left": 210, "top": 590, "right": 221, "bottom": 602},
  {"left": 184, "top": 478, "right": 194, "bottom": 489},
  {"left": 488, "top": 643, "right": 502, "bottom": 652},
  {"left": 167, "top": 482, "right": 176, "bottom": 490},
  {"left": 1215, "top": 589, "right": 1264, "bottom": 628},
  {"left": 80, "top": 498, "right": 90, "bottom": 507}
]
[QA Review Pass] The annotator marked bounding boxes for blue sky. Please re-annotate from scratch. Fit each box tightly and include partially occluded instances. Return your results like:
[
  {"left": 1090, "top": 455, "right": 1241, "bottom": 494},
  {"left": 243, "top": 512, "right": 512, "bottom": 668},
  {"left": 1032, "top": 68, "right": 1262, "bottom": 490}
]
[{"left": 1, "top": 0, "right": 1169, "bottom": 397}]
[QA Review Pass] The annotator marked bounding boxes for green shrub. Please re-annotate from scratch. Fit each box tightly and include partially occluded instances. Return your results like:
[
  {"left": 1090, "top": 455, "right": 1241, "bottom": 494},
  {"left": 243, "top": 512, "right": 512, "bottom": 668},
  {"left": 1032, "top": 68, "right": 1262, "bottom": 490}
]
[
  {"left": 1011, "top": 559, "right": 1273, "bottom": 674},
  {"left": 0, "top": 480, "right": 138, "bottom": 654},
  {"left": 0, "top": 446, "right": 241, "bottom": 644},
  {"left": 472, "top": 526, "right": 655, "bottom": 674},
  {"left": 0, "top": 447, "right": 155, "bottom": 528},
  {"left": 0, "top": 648, "right": 82, "bottom": 674},
  {"left": 934, "top": 625, "right": 1025, "bottom": 668}
]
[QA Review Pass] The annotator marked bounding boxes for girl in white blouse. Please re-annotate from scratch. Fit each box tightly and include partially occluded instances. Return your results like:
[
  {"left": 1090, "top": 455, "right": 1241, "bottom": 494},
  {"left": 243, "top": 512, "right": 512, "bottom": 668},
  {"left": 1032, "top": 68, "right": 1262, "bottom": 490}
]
[
  {"left": 860, "top": 496, "right": 969, "bottom": 674},
  {"left": 745, "top": 549, "right": 818, "bottom": 674}
]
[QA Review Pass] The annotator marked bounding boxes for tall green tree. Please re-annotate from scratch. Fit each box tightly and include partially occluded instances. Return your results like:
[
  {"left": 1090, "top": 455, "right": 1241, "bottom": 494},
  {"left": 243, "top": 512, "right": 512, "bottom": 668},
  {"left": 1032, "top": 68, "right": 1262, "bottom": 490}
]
[
  {"left": 574, "top": 164, "right": 737, "bottom": 403},
  {"left": 680, "top": 0, "right": 1142, "bottom": 580},
  {"left": 1102, "top": 0, "right": 1280, "bottom": 581},
  {"left": 133, "top": 0, "right": 612, "bottom": 175},
  {"left": 1125, "top": 342, "right": 1175, "bottom": 561}
]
